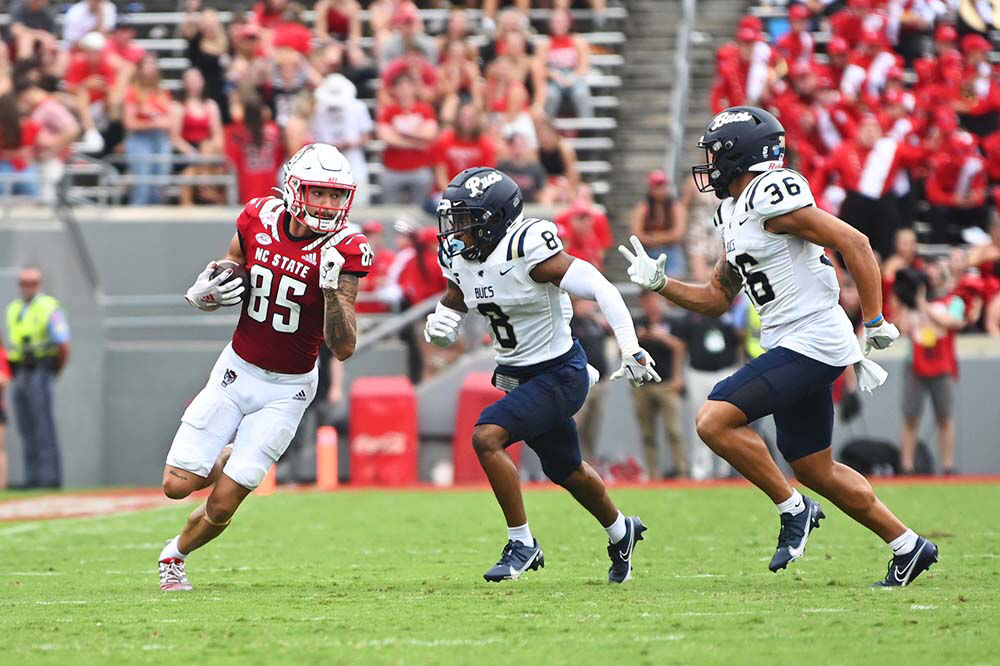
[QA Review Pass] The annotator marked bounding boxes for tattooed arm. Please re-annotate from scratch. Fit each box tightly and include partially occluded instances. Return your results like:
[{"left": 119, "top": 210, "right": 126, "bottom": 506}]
[
  {"left": 323, "top": 274, "right": 360, "bottom": 361},
  {"left": 656, "top": 254, "right": 743, "bottom": 318}
]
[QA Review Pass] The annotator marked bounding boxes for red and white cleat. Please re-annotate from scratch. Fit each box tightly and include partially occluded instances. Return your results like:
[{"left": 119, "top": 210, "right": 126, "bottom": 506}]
[{"left": 159, "top": 558, "right": 193, "bottom": 591}]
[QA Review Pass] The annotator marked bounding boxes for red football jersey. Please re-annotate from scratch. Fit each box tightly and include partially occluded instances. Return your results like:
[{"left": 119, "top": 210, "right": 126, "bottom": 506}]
[{"left": 231, "top": 197, "right": 372, "bottom": 374}]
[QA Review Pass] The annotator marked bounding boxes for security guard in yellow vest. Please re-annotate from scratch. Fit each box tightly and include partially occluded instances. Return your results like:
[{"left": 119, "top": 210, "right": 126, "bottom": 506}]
[{"left": 4, "top": 267, "right": 70, "bottom": 488}]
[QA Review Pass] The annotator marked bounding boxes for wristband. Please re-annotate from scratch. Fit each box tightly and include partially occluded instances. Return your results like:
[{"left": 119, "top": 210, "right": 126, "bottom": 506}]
[{"left": 863, "top": 314, "right": 884, "bottom": 328}]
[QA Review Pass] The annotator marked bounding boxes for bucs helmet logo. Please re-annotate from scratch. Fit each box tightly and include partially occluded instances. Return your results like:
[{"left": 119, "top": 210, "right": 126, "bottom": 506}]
[
  {"left": 709, "top": 110, "right": 754, "bottom": 132},
  {"left": 464, "top": 171, "right": 503, "bottom": 198}
]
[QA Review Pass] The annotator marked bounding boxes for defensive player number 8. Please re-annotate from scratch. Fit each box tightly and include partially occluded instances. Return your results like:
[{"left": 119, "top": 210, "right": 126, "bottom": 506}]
[
  {"left": 247, "top": 264, "right": 307, "bottom": 333},
  {"left": 733, "top": 253, "right": 776, "bottom": 306},
  {"left": 477, "top": 303, "right": 517, "bottom": 349}
]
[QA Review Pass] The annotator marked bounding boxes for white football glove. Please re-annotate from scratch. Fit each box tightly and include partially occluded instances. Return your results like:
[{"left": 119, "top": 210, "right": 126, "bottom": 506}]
[
  {"left": 320, "top": 244, "right": 346, "bottom": 291},
  {"left": 424, "top": 303, "right": 464, "bottom": 348},
  {"left": 609, "top": 347, "right": 662, "bottom": 387},
  {"left": 185, "top": 261, "right": 245, "bottom": 311},
  {"left": 617, "top": 235, "right": 667, "bottom": 292},
  {"left": 863, "top": 318, "right": 900, "bottom": 355}
]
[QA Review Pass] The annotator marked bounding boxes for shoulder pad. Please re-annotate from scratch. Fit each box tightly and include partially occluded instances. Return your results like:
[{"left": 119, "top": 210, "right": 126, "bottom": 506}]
[
  {"left": 503, "top": 218, "right": 563, "bottom": 268},
  {"left": 744, "top": 169, "right": 815, "bottom": 221},
  {"left": 331, "top": 231, "right": 372, "bottom": 275}
]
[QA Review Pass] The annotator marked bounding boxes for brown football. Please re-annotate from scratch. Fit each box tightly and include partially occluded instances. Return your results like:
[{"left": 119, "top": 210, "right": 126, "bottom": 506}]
[{"left": 210, "top": 260, "right": 250, "bottom": 304}]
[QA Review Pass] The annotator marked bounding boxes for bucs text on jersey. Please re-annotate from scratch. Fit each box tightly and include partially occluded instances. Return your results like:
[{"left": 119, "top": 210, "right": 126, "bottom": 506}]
[
  {"left": 231, "top": 197, "right": 373, "bottom": 374},
  {"left": 715, "top": 168, "right": 863, "bottom": 367},
  {"left": 440, "top": 216, "right": 573, "bottom": 366}
]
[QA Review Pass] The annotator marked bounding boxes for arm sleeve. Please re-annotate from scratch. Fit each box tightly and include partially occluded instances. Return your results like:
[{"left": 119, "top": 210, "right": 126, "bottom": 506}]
[
  {"left": 747, "top": 169, "right": 816, "bottom": 222},
  {"left": 559, "top": 258, "right": 640, "bottom": 354}
]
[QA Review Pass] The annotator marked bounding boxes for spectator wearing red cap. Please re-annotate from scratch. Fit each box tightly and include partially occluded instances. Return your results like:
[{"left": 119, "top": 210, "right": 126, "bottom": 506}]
[
  {"left": 555, "top": 198, "right": 612, "bottom": 270},
  {"left": 630, "top": 170, "right": 687, "bottom": 277},
  {"left": 953, "top": 33, "right": 1000, "bottom": 137},
  {"left": 380, "top": 43, "right": 440, "bottom": 107},
  {"left": 376, "top": 73, "right": 438, "bottom": 204},
  {"left": 840, "top": 27, "right": 902, "bottom": 103},
  {"left": 926, "top": 130, "right": 989, "bottom": 243},
  {"left": 819, "top": 115, "right": 925, "bottom": 258},
  {"left": 774, "top": 4, "right": 815, "bottom": 66},
  {"left": 829, "top": 0, "right": 880, "bottom": 46},
  {"left": 432, "top": 102, "right": 497, "bottom": 192},
  {"left": 710, "top": 24, "right": 777, "bottom": 113},
  {"left": 823, "top": 36, "right": 852, "bottom": 90}
]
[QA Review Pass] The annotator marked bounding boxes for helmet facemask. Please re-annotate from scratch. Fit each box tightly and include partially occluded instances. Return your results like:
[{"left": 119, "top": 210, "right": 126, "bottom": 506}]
[
  {"left": 285, "top": 178, "right": 357, "bottom": 233},
  {"left": 437, "top": 198, "right": 501, "bottom": 262},
  {"left": 692, "top": 137, "right": 742, "bottom": 200}
]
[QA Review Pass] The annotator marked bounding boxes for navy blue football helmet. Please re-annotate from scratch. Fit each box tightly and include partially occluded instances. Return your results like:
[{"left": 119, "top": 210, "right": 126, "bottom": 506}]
[
  {"left": 692, "top": 106, "right": 786, "bottom": 199},
  {"left": 437, "top": 167, "right": 524, "bottom": 262}
]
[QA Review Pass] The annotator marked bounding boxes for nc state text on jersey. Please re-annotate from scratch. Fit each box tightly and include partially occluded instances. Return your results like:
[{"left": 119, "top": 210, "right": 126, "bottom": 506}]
[{"left": 254, "top": 248, "right": 312, "bottom": 279}]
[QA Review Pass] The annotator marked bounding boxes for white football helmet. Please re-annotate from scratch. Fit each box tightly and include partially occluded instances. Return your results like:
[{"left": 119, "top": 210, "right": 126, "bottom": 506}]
[{"left": 281, "top": 143, "right": 357, "bottom": 233}]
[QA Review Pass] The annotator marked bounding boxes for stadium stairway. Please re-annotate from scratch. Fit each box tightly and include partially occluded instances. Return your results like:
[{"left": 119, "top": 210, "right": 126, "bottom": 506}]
[{"left": 604, "top": 0, "right": 751, "bottom": 277}]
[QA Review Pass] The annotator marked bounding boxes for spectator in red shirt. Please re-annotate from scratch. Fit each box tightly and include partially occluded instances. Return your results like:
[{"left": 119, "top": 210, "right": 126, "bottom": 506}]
[
  {"left": 433, "top": 102, "right": 497, "bottom": 191},
  {"left": 775, "top": 4, "right": 814, "bottom": 66},
  {"left": 107, "top": 13, "right": 146, "bottom": 65},
  {"left": 123, "top": 54, "right": 172, "bottom": 205},
  {"left": 224, "top": 92, "right": 284, "bottom": 204},
  {"left": 926, "top": 130, "right": 989, "bottom": 243},
  {"left": 380, "top": 44, "right": 440, "bottom": 107},
  {"left": 376, "top": 73, "right": 438, "bottom": 204},
  {"left": 556, "top": 198, "right": 612, "bottom": 270},
  {"left": 170, "top": 68, "right": 225, "bottom": 206},
  {"left": 954, "top": 34, "right": 1000, "bottom": 137},
  {"left": 17, "top": 76, "right": 80, "bottom": 202},
  {"left": 314, "top": 0, "right": 366, "bottom": 68},
  {"left": 0, "top": 91, "right": 41, "bottom": 197},
  {"left": 829, "top": 0, "right": 872, "bottom": 45},
  {"left": 820, "top": 115, "right": 925, "bottom": 257},
  {"left": 251, "top": 0, "right": 288, "bottom": 31},
  {"left": 538, "top": 8, "right": 593, "bottom": 118},
  {"left": 64, "top": 31, "right": 118, "bottom": 106},
  {"left": 271, "top": 2, "right": 314, "bottom": 56},
  {"left": 630, "top": 169, "right": 687, "bottom": 277}
]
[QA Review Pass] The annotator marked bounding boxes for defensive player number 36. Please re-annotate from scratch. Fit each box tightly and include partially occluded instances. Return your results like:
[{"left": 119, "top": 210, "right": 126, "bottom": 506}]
[
  {"left": 247, "top": 264, "right": 307, "bottom": 333},
  {"left": 733, "top": 253, "right": 776, "bottom": 307},
  {"left": 477, "top": 303, "right": 517, "bottom": 349}
]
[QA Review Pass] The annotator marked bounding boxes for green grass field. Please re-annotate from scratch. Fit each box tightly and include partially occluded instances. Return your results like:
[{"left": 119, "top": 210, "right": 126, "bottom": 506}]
[{"left": 1, "top": 483, "right": 997, "bottom": 665}]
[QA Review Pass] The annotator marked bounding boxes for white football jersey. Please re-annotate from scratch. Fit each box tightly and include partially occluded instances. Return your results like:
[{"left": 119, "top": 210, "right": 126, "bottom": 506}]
[
  {"left": 441, "top": 216, "right": 573, "bottom": 366},
  {"left": 717, "top": 168, "right": 862, "bottom": 367}
]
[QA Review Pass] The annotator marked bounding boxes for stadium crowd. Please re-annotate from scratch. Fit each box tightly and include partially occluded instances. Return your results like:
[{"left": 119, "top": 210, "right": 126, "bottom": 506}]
[
  {"left": 707, "top": 0, "right": 1000, "bottom": 340},
  {"left": 0, "top": 0, "right": 604, "bottom": 210}
]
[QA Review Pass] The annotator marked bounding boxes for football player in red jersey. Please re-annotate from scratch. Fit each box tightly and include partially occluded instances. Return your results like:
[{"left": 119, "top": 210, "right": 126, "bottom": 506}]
[{"left": 157, "top": 143, "right": 373, "bottom": 591}]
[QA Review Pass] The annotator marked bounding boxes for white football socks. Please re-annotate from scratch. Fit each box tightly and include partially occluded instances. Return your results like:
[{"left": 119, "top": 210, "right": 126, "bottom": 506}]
[
  {"left": 159, "top": 536, "right": 188, "bottom": 562},
  {"left": 775, "top": 489, "right": 805, "bottom": 516},
  {"left": 605, "top": 511, "right": 627, "bottom": 544},
  {"left": 508, "top": 523, "right": 533, "bottom": 547},
  {"left": 888, "top": 529, "right": 918, "bottom": 556}
]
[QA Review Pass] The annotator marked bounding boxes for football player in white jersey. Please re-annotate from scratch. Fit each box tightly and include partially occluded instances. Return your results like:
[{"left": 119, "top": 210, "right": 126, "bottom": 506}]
[
  {"left": 426, "top": 167, "right": 659, "bottom": 583},
  {"left": 620, "top": 107, "right": 938, "bottom": 587}
]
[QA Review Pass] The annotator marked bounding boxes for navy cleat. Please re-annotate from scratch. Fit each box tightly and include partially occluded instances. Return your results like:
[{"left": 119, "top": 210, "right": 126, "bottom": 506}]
[
  {"left": 483, "top": 539, "right": 544, "bottom": 582},
  {"left": 769, "top": 496, "right": 825, "bottom": 572},
  {"left": 873, "top": 536, "right": 938, "bottom": 588},
  {"left": 607, "top": 516, "right": 647, "bottom": 583}
]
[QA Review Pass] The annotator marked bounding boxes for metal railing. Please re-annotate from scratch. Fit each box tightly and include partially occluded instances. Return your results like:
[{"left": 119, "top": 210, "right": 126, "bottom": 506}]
[{"left": 665, "top": 0, "right": 696, "bottom": 186}]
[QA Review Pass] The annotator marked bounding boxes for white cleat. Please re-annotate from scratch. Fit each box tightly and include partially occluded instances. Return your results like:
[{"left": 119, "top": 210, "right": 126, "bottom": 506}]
[{"left": 159, "top": 558, "right": 193, "bottom": 591}]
